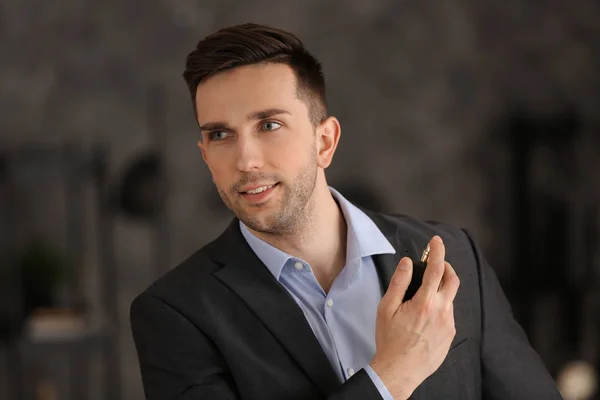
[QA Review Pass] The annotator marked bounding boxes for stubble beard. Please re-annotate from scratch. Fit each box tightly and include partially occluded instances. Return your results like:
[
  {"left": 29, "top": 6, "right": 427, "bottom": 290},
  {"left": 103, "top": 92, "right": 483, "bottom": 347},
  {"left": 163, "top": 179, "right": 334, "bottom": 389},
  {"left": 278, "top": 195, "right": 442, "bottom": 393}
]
[{"left": 219, "top": 150, "right": 319, "bottom": 237}]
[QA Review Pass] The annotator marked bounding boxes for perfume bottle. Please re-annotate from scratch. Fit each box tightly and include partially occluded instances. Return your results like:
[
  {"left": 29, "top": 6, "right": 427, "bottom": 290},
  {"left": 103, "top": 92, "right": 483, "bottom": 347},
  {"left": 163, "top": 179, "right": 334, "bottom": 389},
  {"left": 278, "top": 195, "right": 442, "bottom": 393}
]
[{"left": 403, "top": 244, "right": 429, "bottom": 301}]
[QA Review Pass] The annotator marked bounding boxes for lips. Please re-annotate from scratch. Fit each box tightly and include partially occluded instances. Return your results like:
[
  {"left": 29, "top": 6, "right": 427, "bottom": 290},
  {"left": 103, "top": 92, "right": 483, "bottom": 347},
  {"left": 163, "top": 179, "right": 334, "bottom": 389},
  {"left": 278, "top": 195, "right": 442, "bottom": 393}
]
[
  {"left": 240, "top": 182, "right": 279, "bottom": 194},
  {"left": 244, "top": 184, "right": 275, "bottom": 194},
  {"left": 239, "top": 182, "right": 279, "bottom": 204}
]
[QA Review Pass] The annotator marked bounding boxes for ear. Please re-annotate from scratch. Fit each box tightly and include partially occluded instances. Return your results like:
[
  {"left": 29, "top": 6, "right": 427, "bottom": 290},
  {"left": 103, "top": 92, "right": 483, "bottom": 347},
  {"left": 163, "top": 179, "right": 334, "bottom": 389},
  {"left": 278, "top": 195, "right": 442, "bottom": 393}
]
[
  {"left": 197, "top": 139, "right": 208, "bottom": 164},
  {"left": 316, "top": 117, "right": 341, "bottom": 169},
  {"left": 197, "top": 139, "right": 216, "bottom": 183}
]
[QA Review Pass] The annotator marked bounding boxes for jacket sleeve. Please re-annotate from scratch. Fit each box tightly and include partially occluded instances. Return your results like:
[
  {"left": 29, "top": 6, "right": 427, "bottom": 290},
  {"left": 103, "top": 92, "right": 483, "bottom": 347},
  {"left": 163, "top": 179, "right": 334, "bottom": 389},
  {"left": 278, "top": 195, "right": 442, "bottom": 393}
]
[
  {"left": 462, "top": 229, "right": 564, "bottom": 399},
  {"left": 131, "top": 292, "right": 385, "bottom": 400}
]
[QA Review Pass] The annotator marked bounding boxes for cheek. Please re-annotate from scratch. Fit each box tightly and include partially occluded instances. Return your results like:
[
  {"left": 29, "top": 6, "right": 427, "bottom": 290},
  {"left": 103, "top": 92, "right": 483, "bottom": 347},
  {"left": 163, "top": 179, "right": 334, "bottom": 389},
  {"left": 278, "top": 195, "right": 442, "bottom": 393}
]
[
  {"left": 269, "top": 132, "right": 314, "bottom": 167},
  {"left": 268, "top": 146, "right": 302, "bottom": 178},
  {"left": 204, "top": 153, "right": 231, "bottom": 185}
]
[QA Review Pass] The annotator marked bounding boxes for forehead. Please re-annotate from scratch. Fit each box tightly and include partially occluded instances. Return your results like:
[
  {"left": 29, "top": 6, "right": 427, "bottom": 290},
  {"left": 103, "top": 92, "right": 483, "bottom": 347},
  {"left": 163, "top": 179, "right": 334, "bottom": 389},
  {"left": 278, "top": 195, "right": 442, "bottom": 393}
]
[{"left": 194, "top": 63, "right": 302, "bottom": 124}]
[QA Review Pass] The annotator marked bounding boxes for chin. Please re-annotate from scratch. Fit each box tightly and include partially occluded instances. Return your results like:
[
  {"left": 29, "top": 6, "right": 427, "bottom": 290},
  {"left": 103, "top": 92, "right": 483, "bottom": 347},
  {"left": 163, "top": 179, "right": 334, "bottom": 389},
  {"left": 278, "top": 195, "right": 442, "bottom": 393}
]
[
  {"left": 240, "top": 218, "right": 271, "bottom": 233},
  {"left": 240, "top": 210, "right": 283, "bottom": 233}
]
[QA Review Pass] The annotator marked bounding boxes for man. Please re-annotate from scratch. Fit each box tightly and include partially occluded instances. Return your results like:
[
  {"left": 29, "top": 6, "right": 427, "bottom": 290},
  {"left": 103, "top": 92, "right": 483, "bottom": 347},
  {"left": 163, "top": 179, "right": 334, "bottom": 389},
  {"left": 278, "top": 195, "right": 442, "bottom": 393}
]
[{"left": 130, "top": 23, "right": 563, "bottom": 399}]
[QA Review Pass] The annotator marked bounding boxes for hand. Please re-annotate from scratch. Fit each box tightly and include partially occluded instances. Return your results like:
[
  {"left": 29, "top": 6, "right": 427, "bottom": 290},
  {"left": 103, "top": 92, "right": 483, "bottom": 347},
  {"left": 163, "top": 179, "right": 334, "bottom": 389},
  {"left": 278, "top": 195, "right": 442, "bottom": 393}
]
[{"left": 369, "top": 235, "right": 460, "bottom": 399}]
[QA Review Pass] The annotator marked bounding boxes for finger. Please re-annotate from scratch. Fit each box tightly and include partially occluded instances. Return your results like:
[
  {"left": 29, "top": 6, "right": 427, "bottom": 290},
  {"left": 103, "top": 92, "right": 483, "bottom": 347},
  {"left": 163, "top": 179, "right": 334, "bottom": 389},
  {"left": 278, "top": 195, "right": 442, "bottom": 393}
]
[
  {"left": 379, "top": 257, "right": 413, "bottom": 319},
  {"left": 429, "top": 235, "right": 445, "bottom": 266},
  {"left": 439, "top": 261, "right": 460, "bottom": 302},
  {"left": 419, "top": 236, "right": 446, "bottom": 297}
]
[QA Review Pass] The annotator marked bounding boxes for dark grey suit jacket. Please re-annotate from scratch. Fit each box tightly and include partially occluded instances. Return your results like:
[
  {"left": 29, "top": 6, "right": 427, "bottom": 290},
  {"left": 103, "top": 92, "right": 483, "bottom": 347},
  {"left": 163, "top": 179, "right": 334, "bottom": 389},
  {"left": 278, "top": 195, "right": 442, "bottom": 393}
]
[{"left": 130, "top": 210, "right": 563, "bottom": 399}]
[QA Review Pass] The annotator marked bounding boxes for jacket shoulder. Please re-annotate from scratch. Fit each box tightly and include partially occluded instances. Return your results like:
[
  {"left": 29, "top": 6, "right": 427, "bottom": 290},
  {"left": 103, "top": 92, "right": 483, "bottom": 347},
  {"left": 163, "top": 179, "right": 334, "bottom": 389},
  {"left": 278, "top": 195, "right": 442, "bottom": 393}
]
[
  {"left": 369, "top": 210, "right": 469, "bottom": 243},
  {"left": 132, "top": 238, "right": 221, "bottom": 305}
]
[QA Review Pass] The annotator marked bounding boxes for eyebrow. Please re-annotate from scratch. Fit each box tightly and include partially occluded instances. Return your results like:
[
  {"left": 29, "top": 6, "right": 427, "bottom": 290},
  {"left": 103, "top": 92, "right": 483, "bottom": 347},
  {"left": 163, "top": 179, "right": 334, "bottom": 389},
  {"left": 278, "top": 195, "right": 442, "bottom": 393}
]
[{"left": 198, "top": 108, "right": 291, "bottom": 132}]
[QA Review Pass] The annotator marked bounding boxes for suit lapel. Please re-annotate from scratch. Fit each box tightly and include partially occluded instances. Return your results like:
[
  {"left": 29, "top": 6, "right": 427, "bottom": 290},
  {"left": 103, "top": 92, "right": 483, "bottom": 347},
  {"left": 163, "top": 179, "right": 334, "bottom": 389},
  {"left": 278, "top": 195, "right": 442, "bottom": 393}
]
[
  {"left": 364, "top": 210, "right": 427, "bottom": 302},
  {"left": 211, "top": 220, "right": 341, "bottom": 396}
]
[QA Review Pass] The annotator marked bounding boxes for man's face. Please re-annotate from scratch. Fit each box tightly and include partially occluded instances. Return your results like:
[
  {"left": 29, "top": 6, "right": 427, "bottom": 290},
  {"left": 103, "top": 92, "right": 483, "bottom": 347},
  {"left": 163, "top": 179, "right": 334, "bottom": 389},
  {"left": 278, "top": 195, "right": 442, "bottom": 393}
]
[{"left": 195, "top": 63, "right": 319, "bottom": 235}]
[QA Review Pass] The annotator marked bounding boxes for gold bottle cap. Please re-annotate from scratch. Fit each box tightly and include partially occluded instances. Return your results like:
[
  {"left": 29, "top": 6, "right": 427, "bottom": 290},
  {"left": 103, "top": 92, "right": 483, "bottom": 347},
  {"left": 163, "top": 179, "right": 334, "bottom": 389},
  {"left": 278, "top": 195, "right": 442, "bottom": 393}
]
[{"left": 420, "top": 244, "right": 430, "bottom": 263}]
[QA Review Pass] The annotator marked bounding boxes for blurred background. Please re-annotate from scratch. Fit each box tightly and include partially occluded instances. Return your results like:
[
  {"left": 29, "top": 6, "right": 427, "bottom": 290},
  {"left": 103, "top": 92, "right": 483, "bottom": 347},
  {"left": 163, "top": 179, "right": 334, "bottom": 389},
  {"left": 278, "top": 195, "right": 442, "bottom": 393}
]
[{"left": 1, "top": 0, "right": 599, "bottom": 399}]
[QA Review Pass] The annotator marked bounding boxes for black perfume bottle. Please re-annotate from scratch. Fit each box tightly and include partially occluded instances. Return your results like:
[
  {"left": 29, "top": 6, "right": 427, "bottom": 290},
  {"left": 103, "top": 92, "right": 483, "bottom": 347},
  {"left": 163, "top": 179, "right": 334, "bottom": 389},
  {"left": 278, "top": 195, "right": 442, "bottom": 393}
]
[{"left": 403, "top": 246, "right": 429, "bottom": 301}]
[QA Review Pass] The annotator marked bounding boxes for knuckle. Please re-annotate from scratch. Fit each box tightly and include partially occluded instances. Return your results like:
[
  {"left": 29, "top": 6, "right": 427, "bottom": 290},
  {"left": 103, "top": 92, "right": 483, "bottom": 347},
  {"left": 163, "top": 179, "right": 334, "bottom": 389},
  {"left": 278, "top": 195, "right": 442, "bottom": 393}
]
[
  {"left": 419, "top": 298, "right": 435, "bottom": 318},
  {"left": 444, "top": 313, "right": 455, "bottom": 332},
  {"left": 450, "top": 274, "right": 460, "bottom": 289},
  {"left": 444, "top": 314, "right": 456, "bottom": 332},
  {"left": 450, "top": 326, "right": 457, "bottom": 338},
  {"left": 447, "top": 313, "right": 456, "bottom": 327},
  {"left": 445, "top": 301, "right": 455, "bottom": 315},
  {"left": 377, "top": 301, "right": 395, "bottom": 321}
]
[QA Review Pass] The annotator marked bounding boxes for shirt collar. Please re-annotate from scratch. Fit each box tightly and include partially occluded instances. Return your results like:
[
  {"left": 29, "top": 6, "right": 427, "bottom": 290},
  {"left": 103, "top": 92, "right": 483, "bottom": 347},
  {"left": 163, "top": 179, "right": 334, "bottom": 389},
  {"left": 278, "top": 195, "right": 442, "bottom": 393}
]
[
  {"left": 240, "top": 222, "right": 293, "bottom": 280},
  {"left": 240, "top": 186, "right": 396, "bottom": 281},
  {"left": 329, "top": 187, "right": 396, "bottom": 259}
]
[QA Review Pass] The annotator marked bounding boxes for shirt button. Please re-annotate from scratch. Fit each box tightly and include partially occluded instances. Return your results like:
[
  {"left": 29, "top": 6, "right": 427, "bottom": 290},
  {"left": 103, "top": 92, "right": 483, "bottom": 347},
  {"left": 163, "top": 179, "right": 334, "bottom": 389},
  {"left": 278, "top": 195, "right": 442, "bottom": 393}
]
[
  {"left": 294, "top": 262, "right": 303, "bottom": 271},
  {"left": 326, "top": 299, "right": 334, "bottom": 308},
  {"left": 348, "top": 368, "right": 355, "bottom": 377}
]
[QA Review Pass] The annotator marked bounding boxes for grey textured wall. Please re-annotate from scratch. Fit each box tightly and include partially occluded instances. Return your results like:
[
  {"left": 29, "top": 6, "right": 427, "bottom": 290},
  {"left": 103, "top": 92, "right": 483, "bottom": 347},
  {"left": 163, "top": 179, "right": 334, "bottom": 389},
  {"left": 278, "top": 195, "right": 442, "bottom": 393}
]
[{"left": 1, "top": 0, "right": 599, "bottom": 398}]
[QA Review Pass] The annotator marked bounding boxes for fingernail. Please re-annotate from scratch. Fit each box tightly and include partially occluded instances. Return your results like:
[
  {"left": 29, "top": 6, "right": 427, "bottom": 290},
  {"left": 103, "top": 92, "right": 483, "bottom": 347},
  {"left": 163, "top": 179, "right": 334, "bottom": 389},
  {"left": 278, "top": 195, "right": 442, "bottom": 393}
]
[{"left": 433, "top": 235, "right": 443, "bottom": 244}]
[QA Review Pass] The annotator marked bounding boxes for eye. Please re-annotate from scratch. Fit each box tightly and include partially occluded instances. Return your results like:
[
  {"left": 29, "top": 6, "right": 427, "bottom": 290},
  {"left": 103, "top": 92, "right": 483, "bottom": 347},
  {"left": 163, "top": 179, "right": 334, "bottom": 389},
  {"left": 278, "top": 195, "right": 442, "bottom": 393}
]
[
  {"left": 208, "top": 131, "right": 229, "bottom": 141},
  {"left": 262, "top": 121, "right": 282, "bottom": 131}
]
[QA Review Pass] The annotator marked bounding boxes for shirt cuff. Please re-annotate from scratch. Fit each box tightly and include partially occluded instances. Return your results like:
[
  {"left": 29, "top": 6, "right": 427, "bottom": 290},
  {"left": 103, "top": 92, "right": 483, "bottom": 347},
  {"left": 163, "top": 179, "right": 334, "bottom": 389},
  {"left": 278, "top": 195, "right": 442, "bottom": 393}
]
[{"left": 364, "top": 364, "right": 394, "bottom": 400}]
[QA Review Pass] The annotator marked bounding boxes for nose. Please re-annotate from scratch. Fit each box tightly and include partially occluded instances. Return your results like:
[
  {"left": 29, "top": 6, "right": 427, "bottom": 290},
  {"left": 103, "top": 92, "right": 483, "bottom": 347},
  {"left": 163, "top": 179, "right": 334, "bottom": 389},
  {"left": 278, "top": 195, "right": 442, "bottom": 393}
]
[{"left": 235, "top": 134, "right": 264, "bottom": 172}]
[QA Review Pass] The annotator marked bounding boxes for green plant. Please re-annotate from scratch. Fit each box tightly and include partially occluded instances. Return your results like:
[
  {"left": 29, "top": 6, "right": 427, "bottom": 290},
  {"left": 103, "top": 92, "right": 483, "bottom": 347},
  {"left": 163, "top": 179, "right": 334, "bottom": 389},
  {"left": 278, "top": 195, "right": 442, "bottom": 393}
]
[{"left": 17, "top": 238, "right": 74, "bottom": 313}]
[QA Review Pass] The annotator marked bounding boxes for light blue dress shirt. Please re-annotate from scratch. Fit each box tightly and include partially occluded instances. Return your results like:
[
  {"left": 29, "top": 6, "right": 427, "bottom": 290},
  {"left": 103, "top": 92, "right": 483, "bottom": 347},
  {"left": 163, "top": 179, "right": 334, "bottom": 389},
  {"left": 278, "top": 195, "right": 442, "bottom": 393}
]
[{"left": 240, "top": 187, "right": 395, "bottom": 400}]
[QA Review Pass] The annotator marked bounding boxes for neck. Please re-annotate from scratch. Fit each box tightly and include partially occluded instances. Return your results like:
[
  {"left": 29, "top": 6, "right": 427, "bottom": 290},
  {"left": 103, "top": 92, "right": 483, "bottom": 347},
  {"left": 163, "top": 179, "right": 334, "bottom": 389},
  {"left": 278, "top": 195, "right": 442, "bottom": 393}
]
[{"left": 248, "top": 175, "right": 348, "bottom": 292}]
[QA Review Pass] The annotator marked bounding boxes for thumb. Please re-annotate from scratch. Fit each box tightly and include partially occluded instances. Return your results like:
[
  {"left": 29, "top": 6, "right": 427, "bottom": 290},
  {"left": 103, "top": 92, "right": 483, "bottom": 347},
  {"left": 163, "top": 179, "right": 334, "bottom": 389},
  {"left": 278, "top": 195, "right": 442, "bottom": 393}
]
[{"left": 379, "top": 257, "right": 413, "bottom": 319}]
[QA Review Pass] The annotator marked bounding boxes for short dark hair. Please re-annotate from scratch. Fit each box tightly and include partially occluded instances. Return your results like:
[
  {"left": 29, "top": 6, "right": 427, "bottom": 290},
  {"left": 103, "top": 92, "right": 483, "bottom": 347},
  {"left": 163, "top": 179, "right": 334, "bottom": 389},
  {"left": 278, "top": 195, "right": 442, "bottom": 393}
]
[{"left": 183, "top": 23, "right": 328, "bottom": 127}]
